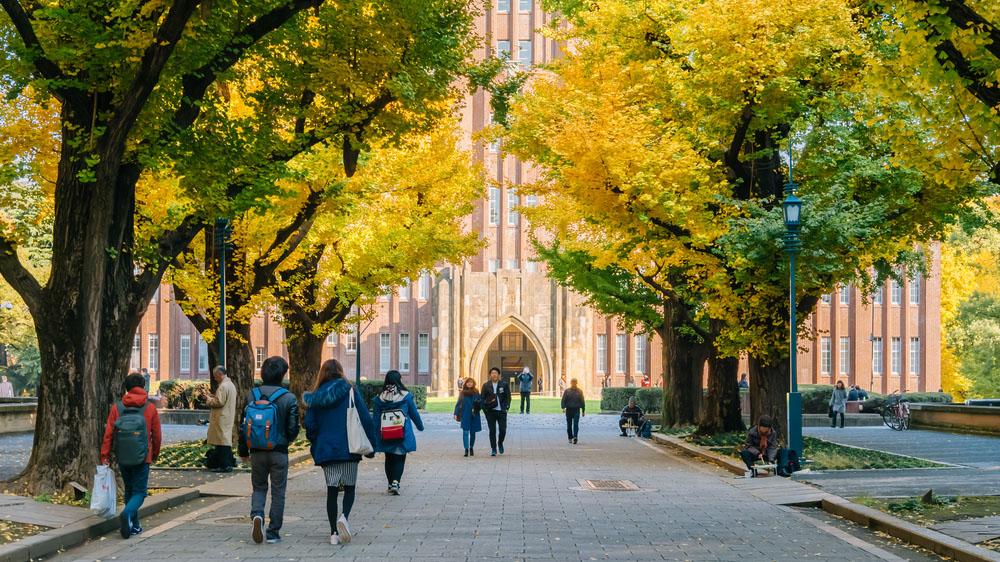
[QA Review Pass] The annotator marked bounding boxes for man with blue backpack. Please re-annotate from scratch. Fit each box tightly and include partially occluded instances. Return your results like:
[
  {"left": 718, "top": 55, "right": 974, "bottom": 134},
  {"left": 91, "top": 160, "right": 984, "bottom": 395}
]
[
  {"left": 100, "top": 372, "right": 162, "bottom": 540},
  {"left": 239, "top": 356, "right": 299, "bottom": 545}
]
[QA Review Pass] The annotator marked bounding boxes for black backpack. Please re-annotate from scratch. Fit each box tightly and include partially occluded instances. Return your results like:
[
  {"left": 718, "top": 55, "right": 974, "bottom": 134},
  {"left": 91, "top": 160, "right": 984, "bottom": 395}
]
[
  {"left": 114, "top": 402, "right": 150, "bottom": 466},
  {"left": 776, "top": 447, "right": 801, "bottom": 477}
]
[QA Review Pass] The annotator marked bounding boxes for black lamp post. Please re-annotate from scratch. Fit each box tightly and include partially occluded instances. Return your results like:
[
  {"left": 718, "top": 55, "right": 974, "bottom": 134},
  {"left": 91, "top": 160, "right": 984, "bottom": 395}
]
[{"left": 783, "top": 150, "right": 804, "bottom": 456}]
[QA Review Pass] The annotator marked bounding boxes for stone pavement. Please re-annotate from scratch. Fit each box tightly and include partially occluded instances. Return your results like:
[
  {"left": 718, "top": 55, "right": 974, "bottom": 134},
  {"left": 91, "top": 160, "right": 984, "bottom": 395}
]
[
  {"left": 803, "top": 427, "right": 1000, "bottom": 468},
  {"left": 49, "top": 414, "right": 934, "bottom": 562}
]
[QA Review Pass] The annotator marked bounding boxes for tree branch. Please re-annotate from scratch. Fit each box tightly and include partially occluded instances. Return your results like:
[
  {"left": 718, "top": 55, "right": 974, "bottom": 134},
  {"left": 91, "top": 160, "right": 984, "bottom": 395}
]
[
  {"left": 250, "top": 188, "right": 325, "bottom": 293},
  {"left": 932, "top": 38, "right": 1000, "bottom": 109},
  {"left": 724, "top": 103, "right": 755, "bottom": 198},
  {"left": 0, "top": 234, "right": 43, "bottom": 313}
]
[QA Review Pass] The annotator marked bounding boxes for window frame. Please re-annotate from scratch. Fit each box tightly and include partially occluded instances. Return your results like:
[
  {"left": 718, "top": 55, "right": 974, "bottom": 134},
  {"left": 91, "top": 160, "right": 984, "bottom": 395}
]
[
  {"left": 891, "top": 337, "right": 902, "bottom": 375},
  {"left": 820, "top": 337, "right": 832, "bottom": 375},
  {"left": 398, "top": 333, "right": 411, "bottom": 372},
  {"left": 179, "top": 334, "right": 191, "bottom": 373},
  {"left": 596, "top": 334, "right": 607, "bottom": 374},
  {"left": 379, "top": 332, "right": 391, "bottom": 373},
  {"left": 615, "top": 334, "right": 627, "bottom": 373},
  {"left": 909, "top": 337, "right": 920, "bottom": 374},
  {"left": 148, "top": 334, "right": 159, "bottom": 374},
  {"left": 839, "top": 336, "right": 850, "bottom": 375},
  {"left": 488, "top": 187, "right": 501, "bottom": 226},
  {"left": 417, "top": 333, "right": 430, "bottom": 374},
  {"left": 872, "top": 337, "right": 883, "bottom": 375}
]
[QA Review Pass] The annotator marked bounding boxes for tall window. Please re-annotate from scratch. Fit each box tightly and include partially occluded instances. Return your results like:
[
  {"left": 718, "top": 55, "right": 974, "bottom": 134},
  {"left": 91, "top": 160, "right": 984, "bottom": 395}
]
[
  {"left": 346, "top": 326, "right": 358, "bottom": 352},
  {"left": 909, "top": 337, "right": 920, "bottom": 374},
  {"left": 525, "top": 261, "right": 538, "bottom": 273},
  {"left": 198, "top": 338, "right": 209, "bottom": 373},
  {"left": 615, "top": 334, "right": 627, "bottom": 373},
  {"left": 519, "top": 0, "right": 531, "bottom": 11},
  {"left": 634, "top": 335, "right": 647, "bottom": 375},
  {"left": 839, "top": 337, "right": 850, "bottom": 375},
  {"left": 131, "top": 335, "right": 141, "bottom": 370},
  {"left": 891, "top": 280, "right": 902, "bottom": 304},
  {"left": 488, "top": 259, "right": 499, "bottom": 273},
  {"left": 839, "top": 285, "right": 851, "bottom": 305},
  {"left": 506, "top": 259, "right": 519, "bottom": 270},
  {"left": 326, "top": 333, "right": 337, "bottom": 346},
  {"left": 596, "top": 334, "right": 607, "bottom": 373},
  {"left": 148, "top": 334, "right": 159, "bottom": 373},
  {"left": 496, "top": 40, "right": 511, "bottom": 61},
  {"left": 255, "top": 346, "right": 264, "bottom": 369},
  {"left": 525, "top": 194, "right": 538, "bottom": 207},
  {"left": 496, "top": 0, "right": 509, "bottom": 12},
  {"left": 379, "top": 333, "right": 391, "bottom": 372},
  {"left": 873, "top": 285, "right": 884, "bottom": 305},
  {"left": 419, "top": 273, "right": 431, "bottom": 300},
  {"left": 489, "top": 187, "right": 501, "bottom": 225},
  {"left": 872, "top": 337, "right": 883, "bottom": 374},
  {"left": 891, "top": 337, "right": 901, "bottom": 374},
  {"left": 507, "top": 190, "right": 519, "bottom": 225},
  {"left": 517, "top": 40, "right": 532, "bottom": 69},
  {"left": 820, "top": 337, "right": 832, "bottom": 375},
  {"left": 909, "top": 277, "right": 921, "bottom": 304},
  {"left": 821, "top": 293, "right": 832, "bottom": 304},
  {"left": 418, "top": 333, "right": 430, "bottom": 374},
  {"left": 398, "top": 333, "right": 411, "bottom": 372},
  {"left": 179, "top": 335, "right": 191, "bottom": 373},
  {"left": 398, "top": 279, "right": 410, "bottom": 301}
]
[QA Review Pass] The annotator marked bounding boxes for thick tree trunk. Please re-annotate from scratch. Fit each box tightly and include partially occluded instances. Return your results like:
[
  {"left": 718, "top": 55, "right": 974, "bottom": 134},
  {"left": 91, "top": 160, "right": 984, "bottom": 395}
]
[
  {"left": 749, "top": 355, "right": 790, "bottom": 440},
  {"left": 286, "top": 332, "right": 324, "bottom": 400},
  {"left": 657, "top": 297, "right": 698, "bottom": 427},
  {"left": 699, "top": 354, "right": 744, "bottom": 435}
]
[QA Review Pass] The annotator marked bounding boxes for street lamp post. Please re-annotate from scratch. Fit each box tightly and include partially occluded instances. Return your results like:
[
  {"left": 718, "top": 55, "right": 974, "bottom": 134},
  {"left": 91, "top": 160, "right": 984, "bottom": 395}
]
[{"left": 783, "top": 153, "right": 804, "bottom": 456}]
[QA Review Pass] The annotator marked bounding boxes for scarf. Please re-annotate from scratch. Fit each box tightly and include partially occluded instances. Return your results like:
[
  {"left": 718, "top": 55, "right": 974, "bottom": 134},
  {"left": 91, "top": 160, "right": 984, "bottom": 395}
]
[{"left": 758, "top": 427, "right": 770, "bottom": 452}]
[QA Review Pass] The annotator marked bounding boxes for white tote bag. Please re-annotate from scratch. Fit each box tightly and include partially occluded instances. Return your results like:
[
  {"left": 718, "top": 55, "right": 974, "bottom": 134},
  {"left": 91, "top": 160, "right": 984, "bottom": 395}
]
[
  {"left": 89, "top": 465, "right": 118, "bottom": 519},
  {"left": 346, "top": 389, "right": 374, "bottom": 456}
]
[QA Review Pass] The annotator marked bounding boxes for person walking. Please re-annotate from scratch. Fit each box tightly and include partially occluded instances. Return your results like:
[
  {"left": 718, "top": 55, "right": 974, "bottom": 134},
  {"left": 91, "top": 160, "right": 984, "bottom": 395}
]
[
  {"left": 100, "top": 372, "right": 161, "bottom": 539},
  {"left": 205, "top": 366, "right": 236, "bottom": 472},
  {"left": 829, "top": 380, "right": 848, "bottom": 428},
  {"left": 454, "top": 377, "right": 482, "bottom": 457},
  {"left": 0, "top": 375, "right": 14, "bottom": 398},
  {"left": 516, "top": 367, "right": 534, "bottom": 414},
  {"left": 140, "top": 368, "right": 150, "bottom": 392},
  {"left": 481, "top": 367, "right": 511, "bottom": 456},
  {"left": 561, "top": 378, "right": 586, "bottom": 444},
  {"left": 239, "top": 356, "right": 299, "bottom": 545},
  {"left": 372, "top": 370, "right": 424, "bottom": 496},
  {"left": 303, "top": 359, "right": 376, "bottom": 546}
]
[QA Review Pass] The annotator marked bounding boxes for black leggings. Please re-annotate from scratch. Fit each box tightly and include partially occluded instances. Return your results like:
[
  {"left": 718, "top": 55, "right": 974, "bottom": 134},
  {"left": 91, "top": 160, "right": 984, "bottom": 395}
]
[
  {"left": 326, "top": 485, "right": 356, "bottom": 534},
  {"left": 384, "top": 453, "right": 406, "bottom": 484},
  {"left": 831, "top": 412, "right": 845, "bottom": 428}
]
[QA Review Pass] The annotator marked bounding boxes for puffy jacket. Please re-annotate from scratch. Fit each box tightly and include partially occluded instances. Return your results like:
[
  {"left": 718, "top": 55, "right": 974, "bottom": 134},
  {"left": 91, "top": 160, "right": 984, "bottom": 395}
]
[
  {"left": 101, "top": 387, "right": 161, "bottom": 465},
  {"left": 303, "top": 379, "right": 376, "bottom": 465},
  {"left": 453, "top": 393, "right": 482, "bottom": 432},
  {"left": 238, "top": 384, "right": 300, "bottom": 457},
  {"left": 561, "top": 387, "right": 586, "bottom": 411},
  {"left": 372, "top": 390, "right": 424, "bottom": 454}
]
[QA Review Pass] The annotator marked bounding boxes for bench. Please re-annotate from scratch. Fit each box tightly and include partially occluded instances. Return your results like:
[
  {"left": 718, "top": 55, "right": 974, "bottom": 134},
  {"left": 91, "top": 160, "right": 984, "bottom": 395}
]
[{"left": 750, "top": 463, "right": 777, "bottom": 477}]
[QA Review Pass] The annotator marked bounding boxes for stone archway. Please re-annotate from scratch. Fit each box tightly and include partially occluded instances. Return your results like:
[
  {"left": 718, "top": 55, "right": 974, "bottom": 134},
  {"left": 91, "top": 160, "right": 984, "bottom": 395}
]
[{"left": 469, "top": 315, "right": 553, "bottom": 394}]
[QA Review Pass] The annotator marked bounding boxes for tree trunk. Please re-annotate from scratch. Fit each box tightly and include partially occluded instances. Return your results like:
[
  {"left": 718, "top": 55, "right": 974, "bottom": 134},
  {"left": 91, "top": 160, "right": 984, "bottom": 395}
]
[
  {"left": 749, "top": 355, "right": 790, "bottom": 440},
  {"left": 286, "top": 332, "right": 324, "bottom": 400},
  {"left": 657, "top": 297, "right": 698, "bottom": 427},
  {"left": 699, "top": 353, "right": 744, "bottom": 435}
]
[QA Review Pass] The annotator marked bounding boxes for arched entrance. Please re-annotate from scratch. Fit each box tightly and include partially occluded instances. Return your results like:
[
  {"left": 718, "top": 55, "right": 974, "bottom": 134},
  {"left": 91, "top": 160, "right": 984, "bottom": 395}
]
[{"left": 469, "top": 315, "right": 553, "bottom": 394}]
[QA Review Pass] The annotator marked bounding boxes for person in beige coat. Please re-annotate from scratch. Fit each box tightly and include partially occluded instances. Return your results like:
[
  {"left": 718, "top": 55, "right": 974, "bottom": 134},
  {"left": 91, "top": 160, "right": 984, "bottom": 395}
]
[{"left": 206, "top": 366, "right": 237, "bottom": 472}]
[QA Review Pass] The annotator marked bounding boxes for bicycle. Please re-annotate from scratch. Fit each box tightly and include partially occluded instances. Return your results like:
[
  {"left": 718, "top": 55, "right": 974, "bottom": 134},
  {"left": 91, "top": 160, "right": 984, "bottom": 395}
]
[{"left": 881, "top": 391, "right": 910, "bottom": 431}]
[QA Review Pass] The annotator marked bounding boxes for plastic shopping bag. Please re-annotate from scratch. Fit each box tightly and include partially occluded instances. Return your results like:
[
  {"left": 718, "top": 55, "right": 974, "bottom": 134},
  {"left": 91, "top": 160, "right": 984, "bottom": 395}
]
[{"left": 89, "top": 465, "right": 118, "bottom": 519}]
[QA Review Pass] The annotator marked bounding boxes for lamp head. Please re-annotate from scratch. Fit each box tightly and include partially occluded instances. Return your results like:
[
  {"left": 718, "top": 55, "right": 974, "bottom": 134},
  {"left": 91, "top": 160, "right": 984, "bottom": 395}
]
[{"left": 783, "top": 193, "right": 802, "bottom": 229}]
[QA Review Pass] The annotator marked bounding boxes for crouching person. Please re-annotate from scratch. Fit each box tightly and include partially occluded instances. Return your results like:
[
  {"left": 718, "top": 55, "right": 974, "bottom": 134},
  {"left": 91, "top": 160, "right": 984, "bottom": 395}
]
[
  {"left": 618, "top": 397, "right": 644, "bottom": 437},
  {"left": 239, "top": 356, "right": 300, "bottom": 545},
  {"left": 739, "top": 416, "right": 778, "bottom": 477},
  {"left": 100, "top": 372, "right": 162, "bottom": 539}
]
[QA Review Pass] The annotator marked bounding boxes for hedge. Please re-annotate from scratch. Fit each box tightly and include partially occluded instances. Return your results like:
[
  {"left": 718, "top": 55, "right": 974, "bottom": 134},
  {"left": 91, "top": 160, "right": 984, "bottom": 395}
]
[
  {"left": 356, "top": 380, "right": 427, "bottom": 410},
  {"left": 797, "top": 384, "right": 952, "bottom": 414},
  {"left": 601, "top": 387, "right": 662, "bottom": 413},
  {"left": 157, "top": 380, "right": 210, "bottom": 409}
]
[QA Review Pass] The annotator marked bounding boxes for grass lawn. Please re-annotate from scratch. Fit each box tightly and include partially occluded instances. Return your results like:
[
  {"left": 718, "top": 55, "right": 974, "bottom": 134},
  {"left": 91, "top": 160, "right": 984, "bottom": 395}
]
[
  {"left": 856, "top": 494, "right": 1000, "bottom": 549},
  {"left": 153, "top": 437, "right": 310, "bottom": 469},
  {"left": 424, "top": 396, "right": 602, "bottom": 414}
]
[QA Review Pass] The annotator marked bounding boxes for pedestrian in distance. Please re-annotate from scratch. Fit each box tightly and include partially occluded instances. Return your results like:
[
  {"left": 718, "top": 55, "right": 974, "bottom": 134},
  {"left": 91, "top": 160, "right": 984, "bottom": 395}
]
[
  {"left": 100, "top": 372, "right": 162, "bottom": 539},
  {"left": 517, "top": 366, "right": 534, "bottom": 414},
  {"left": 561, "top": 378, "right": 586, "bottom": 444},
  {"left": 738, "top": 373, "right": 749, "bottom": 389},
  {"left": 0, "top": 375, "right": 13, "bottom": 398},
  {"left": 739, "top": 416, "right": 778, "bottom": 477},
  {"left": 239, "top": 356, "right": 300, "bottom": 545},
  {"left": 140, "top": 368, "right": 150, "bottom": 392},
  {"left": 372, "top": 370, "right": 424, "bottom": 496},
  {"left": 829, "top": 380, "right": 848, "bottom": 428},
  {"left": 205, "top": 366, "right": 237, "bottom": 472},
  {"left": 481, "top": 367, "right": 511, "bottom": 456},
  {"left": 847, "top": 384, "right": 860, "bottom": 402},
  {"left": 303, "top": 359, "right": 376, "bottom": 546},
  {"left": 454, "top": 377, "right": 482, "bottom": 457}
]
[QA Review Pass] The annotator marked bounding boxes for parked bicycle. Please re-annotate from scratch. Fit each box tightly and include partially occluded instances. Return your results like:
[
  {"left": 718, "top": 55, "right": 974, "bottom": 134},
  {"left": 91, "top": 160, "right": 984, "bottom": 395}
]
[{"left": 881, "top": 391, "right": 910, "bottom": 431}]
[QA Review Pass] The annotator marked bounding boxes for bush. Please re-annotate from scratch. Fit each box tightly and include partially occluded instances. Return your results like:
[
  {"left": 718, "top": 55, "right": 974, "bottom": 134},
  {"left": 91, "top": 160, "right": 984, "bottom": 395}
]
[
  {"left": 862, "top": 392, "right": 952, "bottom": 413},
  {"left": 356, "top": 380, "right": 427, "bottom": 410},
  {"left": 601, "top": 387, "right": 661, "bottom": 413},
  {"left": 798, "top": 384, "right": 952, "bottom": 413},
  {"left": 635, "top": 387, "right": 662, "bottom": 413},
  {"left": 158, "top": 380, "right": 211, "bottom": 409}
]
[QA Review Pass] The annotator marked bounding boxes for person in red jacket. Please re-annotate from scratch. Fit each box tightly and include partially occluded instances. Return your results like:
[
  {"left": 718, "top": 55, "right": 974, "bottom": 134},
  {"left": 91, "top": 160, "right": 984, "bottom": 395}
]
[{"left": 100, "top": 372, "right": 162, "bottom": 539}]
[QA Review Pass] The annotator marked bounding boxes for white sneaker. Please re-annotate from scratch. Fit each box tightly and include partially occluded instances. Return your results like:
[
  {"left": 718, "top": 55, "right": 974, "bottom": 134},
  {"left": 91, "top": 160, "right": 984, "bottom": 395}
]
[
  {"left": 336, "top": 515, "right": 352, "bottom": 543},
  {"left": 330, "top": 533, "right": 341, "bottom": 545}
]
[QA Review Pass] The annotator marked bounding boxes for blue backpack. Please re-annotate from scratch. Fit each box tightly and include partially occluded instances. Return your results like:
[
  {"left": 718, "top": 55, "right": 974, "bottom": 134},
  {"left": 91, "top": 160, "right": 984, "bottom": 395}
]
[{"left": 243, "top": 387, "right": 289, "bottom": 451}]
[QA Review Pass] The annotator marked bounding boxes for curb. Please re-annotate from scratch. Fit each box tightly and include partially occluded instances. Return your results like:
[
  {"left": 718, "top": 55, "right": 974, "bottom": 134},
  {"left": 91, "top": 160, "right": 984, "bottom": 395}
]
[
  {"left": 650, "top": 433, "right": 1000, "bottom": 562},
  {"left": 0, "top": 487, "right": 199, "bottom": 562}
]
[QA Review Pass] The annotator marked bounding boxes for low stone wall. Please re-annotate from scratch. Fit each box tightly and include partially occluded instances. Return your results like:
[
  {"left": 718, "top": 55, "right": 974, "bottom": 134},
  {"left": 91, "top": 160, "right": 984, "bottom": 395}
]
[
  {"left": 909, "top": 403, "right": 1000, "bottom": 436},
  {"left": 0, "top": 403, "right": 36, "bottom": 434}
]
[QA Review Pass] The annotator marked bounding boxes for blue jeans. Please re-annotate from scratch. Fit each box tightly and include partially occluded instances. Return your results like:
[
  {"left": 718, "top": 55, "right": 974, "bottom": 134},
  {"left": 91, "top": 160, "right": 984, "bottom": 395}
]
[
  {"left": 565, "top": 408, "right": 581, "bottom": 440},
  {"left": 119, "top": 463, "right": 150, "bottom": 527},
  {"left": 462, "top": 430, "right": 477, "bottom": 449}
]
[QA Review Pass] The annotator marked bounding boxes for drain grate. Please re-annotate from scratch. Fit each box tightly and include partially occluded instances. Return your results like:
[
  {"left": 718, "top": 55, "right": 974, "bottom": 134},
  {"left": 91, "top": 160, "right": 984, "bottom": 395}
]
[{"left": 579, "top": 479, "right": 640, "bottom": 492}]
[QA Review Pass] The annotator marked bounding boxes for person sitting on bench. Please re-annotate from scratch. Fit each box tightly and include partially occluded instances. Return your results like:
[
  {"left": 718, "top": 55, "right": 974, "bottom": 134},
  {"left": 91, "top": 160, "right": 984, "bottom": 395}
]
[
  {"left": 618, "top": 397, "right": 645, "bottom": 436},
  {"left": 739, "top": 416, "right": 778, "bottom": 476}
]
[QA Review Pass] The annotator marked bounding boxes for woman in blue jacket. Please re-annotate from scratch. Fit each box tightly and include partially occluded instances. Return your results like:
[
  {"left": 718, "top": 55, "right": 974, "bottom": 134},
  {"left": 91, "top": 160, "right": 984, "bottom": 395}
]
[
  {"left": 372, "top": 370, "right": 424, "bottom": 496},
  {"left": 303, "top": 359, "right": 375, "bottom": 546},
  {"left": 454, "top": 377, "right": 482, "bottom": 457}
]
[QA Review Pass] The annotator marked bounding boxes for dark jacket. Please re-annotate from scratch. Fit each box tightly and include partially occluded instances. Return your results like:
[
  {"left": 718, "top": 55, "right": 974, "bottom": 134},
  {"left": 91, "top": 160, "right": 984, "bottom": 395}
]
[
  {"left": 238, "top": 384, "right": 300, "bottom": 457},
  {"left": 517, "top": 372, "right": 534, "bottom": 392},
  {"left": 620, "top": 404, "right": 644, "bottom": 423},
  {"left": 373, "top": 390, "right": 424, "bottom": 454},
  {"left": 481, "top": 379, "right": 511, "bottom": 412},
  {"left": 303, "top": 379, "right": 376, "bottom": 465},
  {"left": 454, "top": 393, "right": 482, "bottom": 432},
  {"left": 847, "top": 387, "right": 860, "bottom": 401},
  {"left": 744, "top": 426, "right": 778, "bottom": 463},
  {"left": 101, "top": 387, "right": 161, "bottom": 465},
  {"left": 561, "top": 387, "right": 586, "bottom": 411}
]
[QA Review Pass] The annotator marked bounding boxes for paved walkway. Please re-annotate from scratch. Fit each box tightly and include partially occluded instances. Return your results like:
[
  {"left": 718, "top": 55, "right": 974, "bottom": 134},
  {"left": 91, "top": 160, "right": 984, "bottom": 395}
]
[
  {"left": 50, "top": 415, "right": 929, "bottom": 562},
  {"left": 803, "top": 427, "right": 1000, "bottom": 468}
]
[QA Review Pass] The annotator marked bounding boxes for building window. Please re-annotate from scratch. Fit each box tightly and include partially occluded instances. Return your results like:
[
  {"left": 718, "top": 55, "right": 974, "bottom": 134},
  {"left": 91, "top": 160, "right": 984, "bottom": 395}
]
[
  {"left": 326, "top": 333, "right": 337, "bottom": 346},
  {"left": 488, "top": 259, "right": 499, "bottom": 273},
  {"left": 179, "top": 335, "right": 191, "bottom": 373},
  {"left": 821, "top": 293, "right": 832, "bottom": 304},
  {"left": 839, "top": 285, "right": 850, "bottom": 305},
  {"left": 517, "top": 40, "right": 532, "bottom": 69},
  {"left": 596, "top": 334, "right": 607, "bottom": 373},
  {"left": 519, "top": 0, "right": 531, "bottom": 11},
  {"left": 909, "top": 337, "right": 920, "bottom": 374},
  {"left": 198, "top": 338, "right": 209, "bottom": 373},
  {"left": 255, "top": 346, "right": 264, "bottom": 369},
  {"left": 379, "top": 333, "right": 391, "bottom": 373},
  {"left": 872, "top": 337, "right": 883, "bottom": 375},
  {"left": 873, "top": 285, "right": 883, "bottom": 305},
  {"left": 909, "top": 277, "right": 921, "bottom": 304},
  {"left": 399, "top": 279, "right": 410, "bottom": 301},
  {"left": 615, "top": 334, "right": 627, "bottom": 373},
  {"left": 419, "top": 273, "right": 431, "bottom": 300},
  {"left": 346, "top": 327, "right": 358, "bottom": 352},
  {"left": 496, "top": 40, "right": 511, "bottom": 62},
  {"left": 891, "top": 280, "right": 902, "bottom": 305},
  {"left": 398, "top": 333, "right": 411, "bottom": 372},
  {"left": 891, "top": 337, "right": 901, "bottom": 374},
  {"left": 508, "top": 190, "right": 519, "bottom": 225},
  {"left": 634, "top": 335, "right": 647, "bottom": 375},
  {"left": 506, "top": 259, "right": 519, "bottom": 270},
  {"left": 496, "top": 0, "right": 509, "bottom": 13},
  {"left": 839, "top": 337, "right": 850, "bottom": 375},
  {"left": 148, "top": 334, "right": 159, "bottom": 373},
  {"left": 418, "top": 333, "right": 430, "bottom": 374},
  {"left": 525, "top": 261, "right": 538, "bottom": 273},
  {"left": 820, "top": 337, "right": 832, "bottom": 375},
  {"left": 487, "top": 113, "right": 500, "bottom": 153},
  {"left": 489, "top": 187, "right": 501, "bottom": 225},
  {"left": 131, "top": 335, "right": 141, "bottom": 371},
  {"left": 525, "top": 194, "right": 538, "bottom": 207}
]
